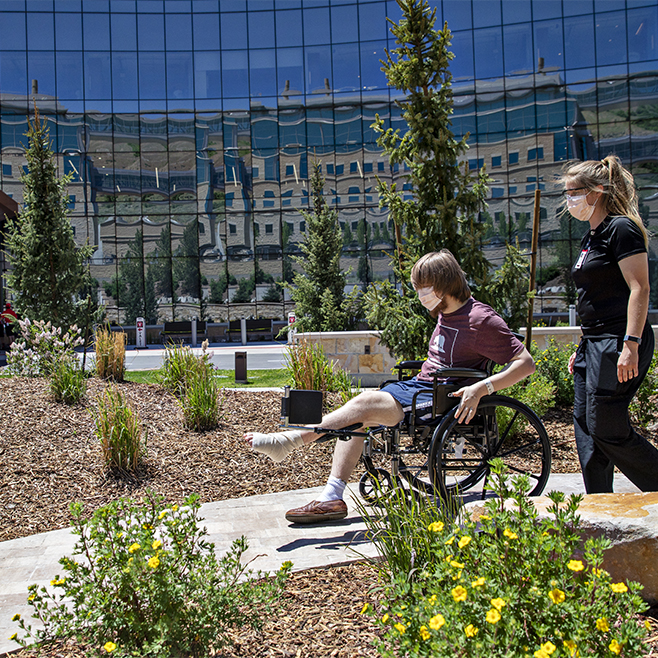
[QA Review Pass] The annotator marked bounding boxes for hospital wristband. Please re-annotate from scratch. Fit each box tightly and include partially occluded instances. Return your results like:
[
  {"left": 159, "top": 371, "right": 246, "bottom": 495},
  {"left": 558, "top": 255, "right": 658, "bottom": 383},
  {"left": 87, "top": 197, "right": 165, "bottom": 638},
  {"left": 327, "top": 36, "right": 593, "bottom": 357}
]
[{"left": 484, "top": 379, "right": 495, "bottom": 395}]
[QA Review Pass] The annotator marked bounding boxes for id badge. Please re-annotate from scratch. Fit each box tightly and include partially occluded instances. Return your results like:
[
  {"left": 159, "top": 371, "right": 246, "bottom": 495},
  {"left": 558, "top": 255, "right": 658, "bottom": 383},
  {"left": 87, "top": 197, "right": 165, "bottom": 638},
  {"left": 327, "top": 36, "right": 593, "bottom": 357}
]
[{"left": 574, "top": 247, "right": 589, "bottom": 270}]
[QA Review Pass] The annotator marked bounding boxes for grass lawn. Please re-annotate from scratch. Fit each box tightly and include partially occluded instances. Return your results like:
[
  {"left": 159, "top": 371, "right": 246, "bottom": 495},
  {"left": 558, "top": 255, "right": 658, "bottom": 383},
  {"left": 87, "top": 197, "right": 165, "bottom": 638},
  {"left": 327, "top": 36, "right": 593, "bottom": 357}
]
[{"left": 124, "top": 368, "right": 289, "bottom": 388}]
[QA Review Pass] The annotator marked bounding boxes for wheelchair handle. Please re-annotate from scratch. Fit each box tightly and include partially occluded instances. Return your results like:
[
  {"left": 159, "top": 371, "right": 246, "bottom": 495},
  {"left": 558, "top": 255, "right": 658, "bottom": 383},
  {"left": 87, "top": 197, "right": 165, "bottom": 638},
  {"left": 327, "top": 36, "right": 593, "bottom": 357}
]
[{"left": 429, "top": 367, "right": 488, "bottom": 380}]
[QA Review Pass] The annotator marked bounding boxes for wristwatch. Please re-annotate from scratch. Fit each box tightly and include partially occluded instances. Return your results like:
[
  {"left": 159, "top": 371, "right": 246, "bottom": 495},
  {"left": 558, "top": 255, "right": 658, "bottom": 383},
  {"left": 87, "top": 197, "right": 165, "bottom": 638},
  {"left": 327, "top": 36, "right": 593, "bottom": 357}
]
[{"left": 623, "top": 334, "right": 642, "bottom": 345}]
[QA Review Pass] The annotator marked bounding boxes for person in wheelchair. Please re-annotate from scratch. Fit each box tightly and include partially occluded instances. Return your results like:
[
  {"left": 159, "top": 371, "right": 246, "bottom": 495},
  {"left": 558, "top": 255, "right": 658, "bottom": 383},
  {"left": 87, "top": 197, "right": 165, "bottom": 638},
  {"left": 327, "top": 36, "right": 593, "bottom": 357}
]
[{"left": 244, "top": 250, "right": 535, "bottom": 524}]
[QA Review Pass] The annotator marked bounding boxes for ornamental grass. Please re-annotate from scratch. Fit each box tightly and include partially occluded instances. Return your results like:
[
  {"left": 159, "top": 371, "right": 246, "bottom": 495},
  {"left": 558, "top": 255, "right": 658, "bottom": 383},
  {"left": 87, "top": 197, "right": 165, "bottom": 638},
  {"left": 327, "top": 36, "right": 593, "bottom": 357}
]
[{"left": 94, "top": 326, "right": 126, "bottom": 381}]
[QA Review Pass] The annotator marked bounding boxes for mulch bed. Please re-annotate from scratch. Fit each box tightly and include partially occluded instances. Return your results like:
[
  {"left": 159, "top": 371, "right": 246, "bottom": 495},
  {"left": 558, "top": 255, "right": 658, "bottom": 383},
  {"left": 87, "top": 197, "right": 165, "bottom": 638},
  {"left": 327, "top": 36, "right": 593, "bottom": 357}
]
[{"left": 2, "top": 377, "right": 658, "bottom": 657}]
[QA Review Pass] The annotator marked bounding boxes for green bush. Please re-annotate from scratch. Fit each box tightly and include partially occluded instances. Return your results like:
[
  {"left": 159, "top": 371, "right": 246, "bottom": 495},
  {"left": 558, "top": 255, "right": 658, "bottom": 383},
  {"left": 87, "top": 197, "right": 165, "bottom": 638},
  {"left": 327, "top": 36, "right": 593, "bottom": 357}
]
[
  {"left": 11, "top": 492, "right": 291, "bottom": 657},
  {"left": 358, "top": 461, "right": 649, "bottom": 658},
  {"left": 630, "top": 351, "right": 658, "bottom": 430},
  {"left": 532, "top": 338, "right": 576, "bottom": 407},
  {"left": 180, "top": 358, "right": 222, "bottom": 431},
  {"left": 495, "top": 372, "right": 556, "bottom": 437},
  {"left": 159, "top": 343, "right": 202, "bottom": 397},
  {"left": 49, "top": 359, "right": 86, "bottom": 405},
  {"left": 92, "top": 386, "right": 146, "bottom": 471}
]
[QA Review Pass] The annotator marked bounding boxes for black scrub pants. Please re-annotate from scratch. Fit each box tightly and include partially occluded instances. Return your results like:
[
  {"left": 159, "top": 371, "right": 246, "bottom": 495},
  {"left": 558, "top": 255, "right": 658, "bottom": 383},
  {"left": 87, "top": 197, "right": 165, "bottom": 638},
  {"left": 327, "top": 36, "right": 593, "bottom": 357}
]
[{"left": 573, "top": 323, "right": 658, "bottom": 493}]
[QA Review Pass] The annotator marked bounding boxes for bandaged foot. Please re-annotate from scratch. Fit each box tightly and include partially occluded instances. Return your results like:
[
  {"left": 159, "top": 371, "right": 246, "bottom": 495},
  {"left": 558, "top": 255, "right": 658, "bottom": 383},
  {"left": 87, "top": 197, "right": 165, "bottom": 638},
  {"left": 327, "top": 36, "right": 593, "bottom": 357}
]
[{"left": 249, "top": 430, "right": 305, "bottom": 463}]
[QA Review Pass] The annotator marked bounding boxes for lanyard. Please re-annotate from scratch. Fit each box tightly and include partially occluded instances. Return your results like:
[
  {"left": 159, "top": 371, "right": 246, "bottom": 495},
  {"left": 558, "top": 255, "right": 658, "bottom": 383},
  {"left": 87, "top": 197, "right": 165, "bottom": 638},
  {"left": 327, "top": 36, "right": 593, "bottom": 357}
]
[{"left": 574, "top": 235, "right": 591, "bottom": 270}]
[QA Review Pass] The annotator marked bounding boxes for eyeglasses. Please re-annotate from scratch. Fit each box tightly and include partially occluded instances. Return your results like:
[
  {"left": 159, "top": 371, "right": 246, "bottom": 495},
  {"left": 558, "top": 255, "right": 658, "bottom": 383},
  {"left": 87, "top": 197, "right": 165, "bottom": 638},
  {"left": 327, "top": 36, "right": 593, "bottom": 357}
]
[{"left": 561, "top": 187, "right": 589, "bottom": 198}]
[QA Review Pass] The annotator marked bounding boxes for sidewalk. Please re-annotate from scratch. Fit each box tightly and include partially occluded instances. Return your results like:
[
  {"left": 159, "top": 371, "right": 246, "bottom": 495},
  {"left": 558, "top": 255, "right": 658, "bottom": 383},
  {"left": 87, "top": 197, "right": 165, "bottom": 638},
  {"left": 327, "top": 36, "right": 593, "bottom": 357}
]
[{"left": 0, "top": 474, "right": 640, "bottom": 656}]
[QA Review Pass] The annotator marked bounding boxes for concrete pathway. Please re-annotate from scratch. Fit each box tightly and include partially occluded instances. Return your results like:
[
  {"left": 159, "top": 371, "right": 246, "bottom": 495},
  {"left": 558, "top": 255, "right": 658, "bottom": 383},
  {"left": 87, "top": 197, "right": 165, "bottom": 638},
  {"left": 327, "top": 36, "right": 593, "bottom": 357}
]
[{"left": 0, "top": 474, "right": 641, "bottom": 656}]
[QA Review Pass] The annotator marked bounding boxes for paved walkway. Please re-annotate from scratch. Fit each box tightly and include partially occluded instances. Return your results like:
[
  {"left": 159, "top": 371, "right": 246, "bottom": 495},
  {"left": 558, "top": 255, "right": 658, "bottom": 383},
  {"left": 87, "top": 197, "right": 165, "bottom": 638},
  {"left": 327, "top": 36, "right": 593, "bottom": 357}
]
[{"left": 0, "top": 475, "right": 640, "bottom": 656}]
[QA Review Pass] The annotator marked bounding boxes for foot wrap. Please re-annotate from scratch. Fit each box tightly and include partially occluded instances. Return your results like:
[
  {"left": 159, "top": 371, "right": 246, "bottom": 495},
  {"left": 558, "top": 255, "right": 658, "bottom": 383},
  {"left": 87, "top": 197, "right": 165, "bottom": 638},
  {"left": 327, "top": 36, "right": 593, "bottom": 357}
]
[{"left": 250, "top": 430, "right": 304, "bottom": 463}]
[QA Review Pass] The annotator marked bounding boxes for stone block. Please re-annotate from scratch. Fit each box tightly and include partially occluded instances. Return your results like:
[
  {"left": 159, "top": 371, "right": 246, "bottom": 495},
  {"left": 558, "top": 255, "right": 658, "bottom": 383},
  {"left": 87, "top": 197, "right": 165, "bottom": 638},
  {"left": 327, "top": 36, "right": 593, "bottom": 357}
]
[{"left": 358, "top": 353, "right": 384, "bottom": 374}]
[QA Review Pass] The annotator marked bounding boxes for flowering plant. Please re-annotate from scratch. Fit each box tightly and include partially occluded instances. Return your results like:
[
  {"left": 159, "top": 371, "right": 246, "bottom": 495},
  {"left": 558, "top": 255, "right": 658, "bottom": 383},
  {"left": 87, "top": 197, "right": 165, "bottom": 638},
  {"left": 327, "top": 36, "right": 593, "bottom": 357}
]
[
  {"left": 11, "top": 492, "right": 291, "bottom": 657},
  {"left": 7, "top": 318, "right": 83, "bottom": 377},
  {"left": 358, "top": 461, "right": 649, "bottom": 657}
]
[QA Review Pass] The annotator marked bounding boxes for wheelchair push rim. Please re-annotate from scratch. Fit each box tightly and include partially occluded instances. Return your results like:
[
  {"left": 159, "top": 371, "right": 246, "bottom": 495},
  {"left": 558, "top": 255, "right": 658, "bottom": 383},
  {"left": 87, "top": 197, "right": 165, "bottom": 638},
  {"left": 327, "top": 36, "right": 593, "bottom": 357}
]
[{"left": 429, "top": 394, "right": 552, "bottom": 498}]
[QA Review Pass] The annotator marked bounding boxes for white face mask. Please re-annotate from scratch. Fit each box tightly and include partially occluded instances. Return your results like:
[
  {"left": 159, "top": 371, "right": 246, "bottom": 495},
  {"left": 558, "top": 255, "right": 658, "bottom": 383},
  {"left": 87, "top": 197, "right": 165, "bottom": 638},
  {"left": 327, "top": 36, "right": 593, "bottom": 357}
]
[
  {"left": 416, "top": 286, "right": 442, "bottom": 311},
  {"left": 567, "top": 193, "right": 597, "bottom": 222}
]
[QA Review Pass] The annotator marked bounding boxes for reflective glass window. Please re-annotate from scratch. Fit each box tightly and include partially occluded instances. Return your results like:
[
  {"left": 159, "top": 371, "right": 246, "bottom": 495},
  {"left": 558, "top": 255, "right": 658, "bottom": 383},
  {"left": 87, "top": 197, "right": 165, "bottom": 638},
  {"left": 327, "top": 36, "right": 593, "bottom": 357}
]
[
  {"left": 302, "top": 7, "right": 330, "bottom": 45},
  {"left": 504, "top": 23, "right": 533, "bottom": 76},
  {"left": 249, "top": 11, "right": 275, "bottom": 48},
  {"left": 501, "top": 0, "right": 531, "bottom": 24},
  {"left": 222, "top": 50, "right": 249, "bottom": 97},
  {"left": 111, "top": 0, "right": 134, "bottom": 10},
  {"left": 473, "top": 0, "right": 501, "bottom": 28},
  {"left": 450, "top": 30, "right": 474, "bottom": 80},
  {"left": 84, "top": 52, "right": 112, "bottom": 99},
  {"left": 0, "top": 52, "right": 27, "bottom": 94},
  {"left": 563, "top": 1, "right": 593, "bottom": 16},
  {"left": 534, "top": 19, "right": 563, "bottom": 72},
  {"left": 250, "top": 49, "right": 277, "bottom": 97},
  {"left": 55, "top": 13, "right": 82, "bottom": 50},
  {"left": 167, "top": 52, "right": 194, "bottom": 98},
  {"left": 564, "top": 15, "right": 595, "bottom": 69},
  {"left": 111, "top": 14, "right": 137, "bottom": 51},
  {"left": 138, "top": 52, "right": 166, "bottom": 99},
  {"left": 277, "top": 47, "right": 303, "bottom": 96},
  {"left": 57, "top": 0, "right": 82, "bottom": 9},
  {"left": 137, "top": 0, "right": 163, "bottom": 11},
  {"left": 166, "top": 12, "right": 193, "bottom": 50},
  {"left": 361, "top": 40, "right": 387, "bottom": 91},
  {"left": 28, "top": 12, "right": 55, "bottom": 51},
  {"left": 330, "top": 4, "right": 357, "bottom": 44},
  {"left": 306, "top": 45, "right": 332, "bottom": 94},
  {"left": 28, "top": 53, "right": 56, "bottom": 96},
  {"left": 276, "top": 9, "right": 302, "bottom": 47},
  {"left": 595, "top": 11, "right": 627, "bottom": 68},
  {"left": 531, "top": 0, "right": 561, "bottom": 20},
  {"left": 83, "top": 13, "right": 110, "bottom": 50},
  {"left": 628, "top": 7, "right": 658, "bottom": 63},
  {"left": 56, "top": 51, "right": 84, "bottom": 98},
  {"left": 333, "top": 42, "right": 360, "bottom": 92},
  {"left": 166, "top": 0, "right": 191, "bottom": 11},
  {"left": 595, "top": 0, "right": 624, "bottom": 11},
  {"left": 443, "top": 0, "right": 472, "bottom": 30},
  {"left": 0, "top": 14, "right": 26, "bottom": 50},
  {"left": 474, "top": 27, "right": 503, "bottom": 79},
  {"left": 138, "top": 13, "right": 165, "bottom": 50},
  {"left": 111, "top": 52, "right": 138, "bottom": 99},
  {"left": 193, "top": 12, "right": 220, "bottom": 49},
  {"left": 221, "top": 12, "right": 248, "bottom": 50},
  {"left": 194, "top": 51, "right": 221, "bottom": 98},
  {"left": 359, "top": 1, "right": 387, "bottom": 40}
]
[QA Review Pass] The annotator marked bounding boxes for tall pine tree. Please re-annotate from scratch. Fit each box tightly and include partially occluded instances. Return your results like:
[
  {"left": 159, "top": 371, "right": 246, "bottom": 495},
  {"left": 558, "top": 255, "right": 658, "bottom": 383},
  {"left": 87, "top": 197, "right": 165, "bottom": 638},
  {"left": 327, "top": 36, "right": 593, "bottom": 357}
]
[
  {"left": 4, "top": 110, "right": 94, "bottom": 329},
  {"left": 365, "top": 0, "right": 496, "bottom": 359}
]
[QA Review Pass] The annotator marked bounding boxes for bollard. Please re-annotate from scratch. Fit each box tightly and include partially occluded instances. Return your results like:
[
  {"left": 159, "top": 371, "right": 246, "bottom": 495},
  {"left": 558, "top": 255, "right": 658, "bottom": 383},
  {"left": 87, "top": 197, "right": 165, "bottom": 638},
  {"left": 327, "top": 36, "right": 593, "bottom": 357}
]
[
  {"left": 192, "top": 318, "right": 197, "bottom": 346},
  {"left": 240, "top": 318, "right": 247, "bottom": 345},
  {"left": 569, "top": 304, "right": 576, "bottom": 327},
  {"left": 235, "top": 351, "right": 248, "bottom": 383},
  {"left": 135, "top": 317, "right": 146, "bottom": 349}
]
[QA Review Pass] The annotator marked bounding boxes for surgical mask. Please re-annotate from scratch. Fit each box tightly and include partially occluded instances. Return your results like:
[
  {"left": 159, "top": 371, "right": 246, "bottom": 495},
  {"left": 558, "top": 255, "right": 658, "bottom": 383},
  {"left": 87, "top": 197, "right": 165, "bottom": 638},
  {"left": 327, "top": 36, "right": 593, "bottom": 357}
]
[
  {"left": 417, "top": 287, "right": 442, "bottom": 311},
  {"left": 567, "top": 193, "right": 597, "bottom": 222}
]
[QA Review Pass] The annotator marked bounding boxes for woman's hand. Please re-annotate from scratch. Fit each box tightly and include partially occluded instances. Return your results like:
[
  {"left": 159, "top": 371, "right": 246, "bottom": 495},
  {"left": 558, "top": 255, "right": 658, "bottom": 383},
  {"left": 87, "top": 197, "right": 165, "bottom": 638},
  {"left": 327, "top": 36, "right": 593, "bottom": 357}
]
[
  {"left": 568, "top": 351, "right": 577, "bottom": 375},
  {"left": 452, "top": 382, "right": 486, "bottom": 425},
  {"left": 617, "top": 343, "right": 639, "bottom": 382}
]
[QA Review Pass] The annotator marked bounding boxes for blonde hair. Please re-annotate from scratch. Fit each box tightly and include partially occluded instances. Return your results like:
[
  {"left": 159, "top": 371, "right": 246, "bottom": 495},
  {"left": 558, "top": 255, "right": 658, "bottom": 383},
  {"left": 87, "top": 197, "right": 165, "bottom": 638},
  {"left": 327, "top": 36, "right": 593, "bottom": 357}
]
[
  {"left": 411, "top": 250, "right": 471, "bottom": 303},
  {"left": 560, "top": 155, "right": 649, "bottom": 248}
]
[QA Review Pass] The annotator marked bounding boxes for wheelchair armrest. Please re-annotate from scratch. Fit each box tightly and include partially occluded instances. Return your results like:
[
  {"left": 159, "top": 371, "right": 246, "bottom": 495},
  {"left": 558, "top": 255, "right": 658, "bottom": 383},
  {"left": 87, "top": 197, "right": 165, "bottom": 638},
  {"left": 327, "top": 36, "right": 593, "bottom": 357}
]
[
  {"left": 428, "top": 367, "right": 488, "bottom": 380},
  {"left": 394, "top": 360, "right": 425, "bottom": 371}
]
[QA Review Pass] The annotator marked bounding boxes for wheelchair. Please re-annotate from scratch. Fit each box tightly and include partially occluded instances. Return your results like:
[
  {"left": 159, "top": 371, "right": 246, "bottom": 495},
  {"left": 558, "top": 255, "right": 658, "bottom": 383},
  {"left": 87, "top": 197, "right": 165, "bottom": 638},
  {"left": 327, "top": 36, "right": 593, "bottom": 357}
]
[{"left": 280, "top": 360, "right": 552, "bottom": 503}]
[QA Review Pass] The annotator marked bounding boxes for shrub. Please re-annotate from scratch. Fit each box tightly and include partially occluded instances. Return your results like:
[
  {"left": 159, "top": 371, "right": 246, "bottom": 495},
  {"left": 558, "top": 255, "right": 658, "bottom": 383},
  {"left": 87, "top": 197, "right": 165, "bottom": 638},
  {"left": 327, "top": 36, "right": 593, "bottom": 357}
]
[
  {"left": 358, "top": 461, "right": 649, "bottom": 658},
  {"left": 92, "top": 386, "right": 146, "bottom": 471},
  {"left": 496, "top": 372, "right": 556, "bottom": 437},
  {"left": 532, "top": 338, "right": 576, "bottom": 407},
  {"left": 94, "top": 326, "right": 126, "bottom": 381},
  {"left": 159, "top": 342, "right": 202, "bottom": 397},
  {"left": 49, "top": 359, "right": 86, "bottom": 405},
  {"left": 11, "top": 492, "right": 291, "bottom": 657},
  {"left": 180, "top": 358, "right": 222, "bottom": 431},
  {"left": 630, "top": 351, "right": 658, "bottom": 429},
  {"left": 7, "top": 318, "right": 83, "bottom": 377}
]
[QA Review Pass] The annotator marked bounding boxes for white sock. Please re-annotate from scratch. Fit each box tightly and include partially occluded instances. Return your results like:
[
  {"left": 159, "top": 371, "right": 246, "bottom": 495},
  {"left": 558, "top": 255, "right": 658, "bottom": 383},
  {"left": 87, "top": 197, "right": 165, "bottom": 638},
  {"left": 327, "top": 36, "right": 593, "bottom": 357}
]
[
  {"left": 250, "top": 431, "right": 304, "bottom": 463},
  {"left": 318, "top": 475, "right": 346, "bottom": 502}
]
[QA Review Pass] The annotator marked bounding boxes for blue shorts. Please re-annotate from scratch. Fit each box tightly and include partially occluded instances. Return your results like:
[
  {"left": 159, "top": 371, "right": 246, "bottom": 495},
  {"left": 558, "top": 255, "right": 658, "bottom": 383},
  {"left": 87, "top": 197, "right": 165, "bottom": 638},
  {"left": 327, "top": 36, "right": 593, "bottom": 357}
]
[{"left": 381, "top": 378, "right": 437, "bottom": 422}]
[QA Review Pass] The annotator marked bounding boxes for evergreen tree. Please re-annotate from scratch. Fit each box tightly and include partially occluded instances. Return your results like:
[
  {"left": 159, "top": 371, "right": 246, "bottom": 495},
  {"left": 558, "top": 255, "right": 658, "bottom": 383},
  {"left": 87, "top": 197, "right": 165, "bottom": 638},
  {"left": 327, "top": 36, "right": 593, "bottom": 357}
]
[
  {"left": 148, "top": 224, "right": 175, "bottom": 300},
  {"left": 364, "top": 0, "right": 494, "bottom": 359},
  {"left": 173, "top": 219, "right": 201, "bottom": 299},
  {"left": 290, "top": 163, "right": 351, "bottom": 331},
  {"left": 4, "top": 110, "right": 94, "bottom": 329}
]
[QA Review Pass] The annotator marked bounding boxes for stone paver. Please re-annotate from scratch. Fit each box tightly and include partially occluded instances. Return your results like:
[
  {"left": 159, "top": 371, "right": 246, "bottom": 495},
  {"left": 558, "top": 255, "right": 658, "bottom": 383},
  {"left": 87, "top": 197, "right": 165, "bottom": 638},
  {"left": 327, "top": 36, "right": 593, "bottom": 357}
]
[{"left": 0, "top": 474, "right": 640, "bottom": 656}]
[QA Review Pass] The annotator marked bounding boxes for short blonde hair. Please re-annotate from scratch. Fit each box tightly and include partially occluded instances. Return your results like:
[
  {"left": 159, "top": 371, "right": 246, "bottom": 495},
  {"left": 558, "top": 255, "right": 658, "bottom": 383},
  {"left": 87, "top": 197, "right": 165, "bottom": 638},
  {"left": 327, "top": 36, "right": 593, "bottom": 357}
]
[
  {"left": 559, "top": 155, "right": 648, "bottom": 247},
  {"left": 410, "top": 250, "right": 471, "bottom": 303}
]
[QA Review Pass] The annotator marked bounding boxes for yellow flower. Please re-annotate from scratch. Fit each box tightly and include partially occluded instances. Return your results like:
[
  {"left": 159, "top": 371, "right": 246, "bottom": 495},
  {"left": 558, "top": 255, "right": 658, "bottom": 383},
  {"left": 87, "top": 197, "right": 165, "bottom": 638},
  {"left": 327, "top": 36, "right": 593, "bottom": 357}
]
[
  {"left": 540, "top": 641, "right": 556, "bottom": 654},
  {"left": 610, "top": 582, "right": 628, "bottom": 593},
  {"left": 450, "top": 560, "right": 465, "bottom": 569},
  {"left": 645, "top": 620, "right": 652, "bottom": 631},
  {"left": 9, "top": 633, "right": 18, "bottom": 641},
  {"left": 28, "top": 594, "right": 35, "bottom": 602},
  {"left": 503, "top": 528, "right": 518, "bottom": 540},
  {"left": 148, "top": 556, "right": 160, "bottom": 569},
  {"left": 382, "top": 613, "right": 389, "bottom": 624},
  {"left": 472, "top": 577, "right": 486, "bottom": 588},
  {"left": 563, "top": 640, "right": 578, "bottom": 656},
  {"left": 428, "top": 521, "right": 444, "bottom": 532},
  {"left": 486, "top": 608, "right": 501, "bottom": 624},
  {"left": 548, "top": 588, "right": 565, "bottom": 604},
  {"left": 458, "top": 536, "right": 471, "bottom": 549},
  {"left": 50, "top": 578, "right": 65, "bottom": 586},
  {"left": 428, "top": 594, "right": 437, "bottom": 605},
  {"left": 419, "top": 626, "right": 431, "bottom": 641},
  {"left": 445, "top": 536, "right": 455, "bottom": 545},
  {"left": 360, "top": 603, "right": 369, "bottom": 614},
  {"left": 171, "top": 504, "right": 178, "bottom": 511},
  {"left": 116, "top": 532, "right": 124, "bottom": 539},
  {"left": 394, "top": 622, "right": 406, "bottom": 634},
  {"left": 596, "top": 617, "right": 610, "bottom": 633},
  {"left": 429, "top": 613, "right": 445, "bottom": 630},
  {"left": 534, "top": 650, "right": 549, "bottom": 658},
  {"left": 490, "top": 597, "right": 506, "bottom": 611},
  {"left": 158, "top": 511, "right": 167, "bottom": 519},
  {"left": 465, "top": 624, "right": 478, "bottom": 637},
  {"left": 609, "top": 639, "right": 622, "bottom": 655},
  {"left": 104, "top": 642, "right": 117, "bottom": 653},
  {"left": 567, "top": 560, "right": 584, "bottom": 572},
  {"left": 11, "top": 614, "right": 20, "bottom": 622},
  {"left": 128, "top": 543, "right": 141, "bottom": 553},
  {"left": 152, "top": 540, "right": 163, "bottom": 550},
  {"left": 452, "top": 586, "right": 467, "bottom": 602},
  {"left": 479, "top": 514, "right": 490, "bottom": 520}
]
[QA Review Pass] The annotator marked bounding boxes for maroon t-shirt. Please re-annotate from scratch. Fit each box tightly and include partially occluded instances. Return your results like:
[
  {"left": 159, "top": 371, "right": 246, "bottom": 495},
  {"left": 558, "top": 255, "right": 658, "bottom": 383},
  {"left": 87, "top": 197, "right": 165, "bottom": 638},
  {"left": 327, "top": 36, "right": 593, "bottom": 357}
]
[{"left": 418, "top": 298, "right": 524, "bottom": 381}]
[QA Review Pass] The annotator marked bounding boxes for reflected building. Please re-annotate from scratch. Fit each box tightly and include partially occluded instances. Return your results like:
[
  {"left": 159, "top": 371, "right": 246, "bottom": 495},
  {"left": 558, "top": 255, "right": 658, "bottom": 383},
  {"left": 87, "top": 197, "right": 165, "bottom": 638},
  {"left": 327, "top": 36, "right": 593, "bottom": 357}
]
[{"left": 0, "top": 0, "right": 657, "bottom": 323}]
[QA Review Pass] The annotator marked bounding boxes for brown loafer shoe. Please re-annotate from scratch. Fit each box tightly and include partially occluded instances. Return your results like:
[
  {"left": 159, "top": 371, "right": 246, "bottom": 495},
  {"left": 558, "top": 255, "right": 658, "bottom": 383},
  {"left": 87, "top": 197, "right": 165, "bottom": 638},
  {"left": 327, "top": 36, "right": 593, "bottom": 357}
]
[{"left": 285, "top": 499, "right": 348, "bottom": 524}]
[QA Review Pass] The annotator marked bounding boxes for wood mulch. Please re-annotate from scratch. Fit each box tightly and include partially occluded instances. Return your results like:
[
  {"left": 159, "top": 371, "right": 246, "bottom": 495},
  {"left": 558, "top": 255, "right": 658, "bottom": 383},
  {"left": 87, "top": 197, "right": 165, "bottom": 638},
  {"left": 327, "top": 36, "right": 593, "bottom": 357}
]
[{"left": 2, "top": 377, "right": 658, "bottom": 657}]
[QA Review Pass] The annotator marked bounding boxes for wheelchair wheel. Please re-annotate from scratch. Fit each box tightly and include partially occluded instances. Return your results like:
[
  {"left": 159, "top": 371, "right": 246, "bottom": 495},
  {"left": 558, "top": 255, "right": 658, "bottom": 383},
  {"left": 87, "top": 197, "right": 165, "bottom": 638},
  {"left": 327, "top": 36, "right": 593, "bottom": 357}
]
[
  {"left": 359, "top": 467, "right": 394, "bottom": 505},
  {"left": 429, "top": 395, "right": 551, "bottom": 498}
]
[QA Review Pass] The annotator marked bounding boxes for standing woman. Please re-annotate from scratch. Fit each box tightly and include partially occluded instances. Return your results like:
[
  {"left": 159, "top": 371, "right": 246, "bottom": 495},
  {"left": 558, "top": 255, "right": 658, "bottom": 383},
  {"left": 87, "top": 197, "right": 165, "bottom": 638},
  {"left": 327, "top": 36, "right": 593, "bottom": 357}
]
[{"left": 563, "top": 155, "right": 658, "bottom": 493}]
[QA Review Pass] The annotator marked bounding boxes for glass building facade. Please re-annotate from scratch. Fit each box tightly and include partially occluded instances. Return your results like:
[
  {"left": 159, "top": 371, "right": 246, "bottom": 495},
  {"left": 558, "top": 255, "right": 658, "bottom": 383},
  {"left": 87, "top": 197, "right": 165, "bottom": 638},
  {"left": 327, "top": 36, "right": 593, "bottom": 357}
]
[{"left": 0, "top": 0, "right": 657, "bottom": 325}]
